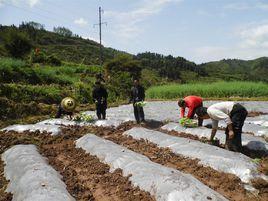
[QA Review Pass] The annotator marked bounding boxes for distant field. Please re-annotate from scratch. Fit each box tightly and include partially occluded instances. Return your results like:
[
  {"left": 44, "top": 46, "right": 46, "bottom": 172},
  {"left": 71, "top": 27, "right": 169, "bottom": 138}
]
[{"left": 146, "top": 82, "right": 268, "bottom": 100}]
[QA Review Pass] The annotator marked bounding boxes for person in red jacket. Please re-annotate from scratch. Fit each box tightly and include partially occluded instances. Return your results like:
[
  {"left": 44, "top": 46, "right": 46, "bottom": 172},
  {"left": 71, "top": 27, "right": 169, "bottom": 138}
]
[{"left": 178, "top": 96, "right": 203, "bottom": 126}]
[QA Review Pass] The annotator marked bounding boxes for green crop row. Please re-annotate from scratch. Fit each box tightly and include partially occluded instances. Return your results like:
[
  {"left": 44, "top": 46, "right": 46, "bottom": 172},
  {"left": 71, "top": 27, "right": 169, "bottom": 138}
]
[{"left": 146, "top": 81, "right": 268, "bottom": 99}]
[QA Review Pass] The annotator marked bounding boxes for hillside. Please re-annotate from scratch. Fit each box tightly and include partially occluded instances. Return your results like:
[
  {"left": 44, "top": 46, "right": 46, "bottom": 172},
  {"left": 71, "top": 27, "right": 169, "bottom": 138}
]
[
  {"left": 1, "top": 23, "right": 267, "bottom": 82},
  {"left": 0, "top": 23, "right": 125, "bottom": 65},
  {"left": 199, "top": 57, "right": 268, "bottom": 82}
]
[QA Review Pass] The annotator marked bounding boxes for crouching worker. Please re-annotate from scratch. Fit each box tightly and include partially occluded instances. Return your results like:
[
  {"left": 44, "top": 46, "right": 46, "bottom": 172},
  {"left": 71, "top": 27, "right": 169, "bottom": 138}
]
[
  {"left": 178, "top": 96, "right": 203, "bottom": 126},
  {"left": 196, "top": 102, "right": 248, "bottom": 152},
  {"left": 55, "top": 97, "right": 77, "bottom": 119},
  {"left": 92, "top": 81, "right": 108, "bottom": 120},
  {"left": 129, "top": 79, "right": 145, "bottom": 124}
]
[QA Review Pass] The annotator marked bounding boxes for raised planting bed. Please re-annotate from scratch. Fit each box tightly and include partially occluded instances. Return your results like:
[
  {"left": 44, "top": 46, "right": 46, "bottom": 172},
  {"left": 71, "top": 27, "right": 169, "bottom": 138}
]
[
  {"left": 1, "top": 144, "right": 75, "bottom": 201},
  {"left": 76, "top": 134, "right": 227, "bottom": 201},
  {"left": 124, "top": 127, "right": 268, "bottom": 184}
]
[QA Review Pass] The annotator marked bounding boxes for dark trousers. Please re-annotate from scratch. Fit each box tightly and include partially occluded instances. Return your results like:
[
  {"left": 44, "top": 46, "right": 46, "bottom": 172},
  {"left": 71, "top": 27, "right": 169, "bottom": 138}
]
[
  {"left": 96, "top": 102, "right": 107, "bottom": 120},
  {"left": 189, "top": 103, "right": 203, "bottom": 126},
  {"left": 225, "top": 104, "right": 248, "bottom": 152},
  {"left": 55, "top": 106, "right": 72, "bottom": 118},
  {"left": 133, "top": 104, "right": 145, "bottom": 123}
]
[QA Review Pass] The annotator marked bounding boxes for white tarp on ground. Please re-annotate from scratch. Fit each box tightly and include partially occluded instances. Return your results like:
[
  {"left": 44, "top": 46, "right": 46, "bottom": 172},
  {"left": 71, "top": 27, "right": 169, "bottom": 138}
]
[
  {"left": 35, "top": 101, "right": 268, "bottom": 128},
  {"left": 1, "top": 144, "right": 75, "bottom": 201},
  {"left": 124, "top": 127, "right": 268, "bottom": 184},
  {"left": 76, "top": 134, "right": 227, "bottom": 201},
  {"left": 1, "top": 124, "right": 61, "bottom": 136},
  {"left": 37, "top": 118, "right": 131, "bottom": 128},
  {"left": 82, "top": 101, "right": 268, "bottom": 127},
  {"left": 162, "top": 123, "right": 268, "bottom": 152},
  {"left": 37, "top": 118, "right": 93, "bottom": 127},
  {"left": 246, "top": 115, "right": 268, "bottom": 127}
]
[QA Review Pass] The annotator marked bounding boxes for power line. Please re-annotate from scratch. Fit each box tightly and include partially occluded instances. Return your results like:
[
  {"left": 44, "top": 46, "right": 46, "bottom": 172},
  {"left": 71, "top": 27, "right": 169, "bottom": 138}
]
[
  {"left": 94, "top": 6, "right": 107, "bottom": 66},
  {"left": 2, "top": 1, "right": 90, "bottom": 34}
]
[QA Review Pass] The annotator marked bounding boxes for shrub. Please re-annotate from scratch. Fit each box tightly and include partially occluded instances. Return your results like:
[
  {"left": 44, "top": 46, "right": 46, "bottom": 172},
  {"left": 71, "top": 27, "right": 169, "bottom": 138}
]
[
  {"left": 3, "top": 30, "right": 33, "bottom": 58},
  {"left": 29, "top": 49, "right": 47, "bottom": 63},
  {"left": 73, "top": 81, "right": 93, "bottom": 104},
  {"left": 0, "top": 83, "right": 69, "bottom": 104},
  {"left": 104, "top": 55, "right": 142, "bottom": 100},
  {"left": 47, "top": 54, "right": 61, "bottom": 66}
]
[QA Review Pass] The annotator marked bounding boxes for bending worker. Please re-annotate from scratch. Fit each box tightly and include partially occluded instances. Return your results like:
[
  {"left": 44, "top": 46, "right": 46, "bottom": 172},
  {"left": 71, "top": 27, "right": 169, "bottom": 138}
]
[
  {"left": 92, "top": 81, "right": 108, "bottom": 120},
  {"left": 178, "top": 95, "right": 203, "bottom": 126},
  {"left": 196, "top": 101, "right": 248, "bottom": 152},
  {"left": 55, "top": 97, "right": 76, "bottom": 119}
]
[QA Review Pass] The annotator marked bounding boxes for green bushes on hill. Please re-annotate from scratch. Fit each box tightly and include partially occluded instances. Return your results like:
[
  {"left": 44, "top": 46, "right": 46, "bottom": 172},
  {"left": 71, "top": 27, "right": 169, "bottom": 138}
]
[
  {"left": 0, "top": 84, "right": 68, "bottom": 104},
  {"left": 3, "top": 29, "right": 33, "bottom": 58},
  {"left": 104, "top": 55, "right": 142, "bottom": 100}
]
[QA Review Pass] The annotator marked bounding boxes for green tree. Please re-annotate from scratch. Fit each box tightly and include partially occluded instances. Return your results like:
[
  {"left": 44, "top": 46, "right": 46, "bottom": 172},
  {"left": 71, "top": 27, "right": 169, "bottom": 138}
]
[
  {"left": 53, "top": 26, "right": 73, "bottom": 37},
  {"left": 4, "top": 30, "right": 33, "bottom": 58},
  {"left": 104, "top": 55, "right": 142, "bottom": 100}
]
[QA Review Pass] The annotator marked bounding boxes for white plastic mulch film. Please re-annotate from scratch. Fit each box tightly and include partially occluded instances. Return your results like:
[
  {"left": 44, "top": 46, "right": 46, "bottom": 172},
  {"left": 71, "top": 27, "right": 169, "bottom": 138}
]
[
  {"left": 1, "top": 145, "right": 75, "bottom": 201},
  {"left": 82, "top": 101, "right": 268, "bottom": 127},
  {"left": 162, "top": 122, "right": 268, "bottom": 152},
  {"left": 37, "top": 118, "right": 93, "bottom": 127},
  {"left": 1, "top": 124, "right": 61, "bottom": 136},
  {"left": 124, "top": 127, "right": 268, "bottom": 184},
  {"left": 33, "top": 101, "right": 268, "bottom": 128},
  {"left": 161, "top": 123, "right": 268, "bottom": 153},
  {"left": 76, "top": 134, "right": 228, "bottom": 201}
]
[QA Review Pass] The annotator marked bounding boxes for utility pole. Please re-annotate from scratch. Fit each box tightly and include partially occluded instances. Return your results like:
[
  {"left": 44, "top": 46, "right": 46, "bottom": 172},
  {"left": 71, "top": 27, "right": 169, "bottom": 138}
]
[{"left": 94, "top": 6, "right": 107, "bottom": 66}]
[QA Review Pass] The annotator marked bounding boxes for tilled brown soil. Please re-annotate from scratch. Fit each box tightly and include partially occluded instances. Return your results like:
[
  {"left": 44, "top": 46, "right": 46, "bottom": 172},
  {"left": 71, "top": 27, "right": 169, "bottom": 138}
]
[
  {"left": 0, "top": 130, "right": 154, "bottom": 201},
  {"left": 248, "top": 111, "right": 268, "bottom": 117},
  {"left": 0, "top": 157, "right": 12, "bottom": 201}
]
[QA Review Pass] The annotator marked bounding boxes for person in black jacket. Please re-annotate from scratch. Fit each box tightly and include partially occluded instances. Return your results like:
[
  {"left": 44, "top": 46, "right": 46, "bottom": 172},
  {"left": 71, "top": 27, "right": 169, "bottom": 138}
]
[
  {"left": 92, "top": 81, "right": 108, "bottom": 120},
  {"left": 129, "top": 79, "right": 145, "bottom": 123}
]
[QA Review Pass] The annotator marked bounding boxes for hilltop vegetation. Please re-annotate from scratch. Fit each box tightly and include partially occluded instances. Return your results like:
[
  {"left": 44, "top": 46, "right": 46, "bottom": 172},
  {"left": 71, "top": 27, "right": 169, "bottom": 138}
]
[
  {"left": 0, "top": 22, "right": 124, "bottom": 65},
  {"left": 199, "top": 57, "right": 268, "bottom": 82}
]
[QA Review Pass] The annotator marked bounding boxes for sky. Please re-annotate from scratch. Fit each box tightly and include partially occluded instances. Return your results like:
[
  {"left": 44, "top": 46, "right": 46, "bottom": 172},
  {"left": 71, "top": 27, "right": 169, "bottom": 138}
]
[{"left": 0, "top": 0, "right": 268, "bottom": 63}]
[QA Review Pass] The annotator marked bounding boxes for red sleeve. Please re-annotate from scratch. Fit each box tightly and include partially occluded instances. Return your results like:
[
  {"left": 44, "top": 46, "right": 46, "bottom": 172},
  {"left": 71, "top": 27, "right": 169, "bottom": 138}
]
[
  {"left": 180, "top": 108, "right": 185, "bottom": 118},
  {"left": 187, "top": 106, "right": 194, "bottom": 118}
]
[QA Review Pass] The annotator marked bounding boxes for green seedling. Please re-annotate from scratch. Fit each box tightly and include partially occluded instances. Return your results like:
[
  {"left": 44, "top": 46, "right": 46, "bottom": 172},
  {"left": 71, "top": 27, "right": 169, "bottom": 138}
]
[{"left": 134, "top": 101, "right": 147, "bottom": 107}]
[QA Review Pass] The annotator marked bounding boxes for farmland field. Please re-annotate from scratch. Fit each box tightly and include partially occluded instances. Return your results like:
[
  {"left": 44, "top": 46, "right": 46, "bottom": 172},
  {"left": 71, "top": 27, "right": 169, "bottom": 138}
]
[{"left": 0, "top": 101, "right": 267, "bottom": 201}]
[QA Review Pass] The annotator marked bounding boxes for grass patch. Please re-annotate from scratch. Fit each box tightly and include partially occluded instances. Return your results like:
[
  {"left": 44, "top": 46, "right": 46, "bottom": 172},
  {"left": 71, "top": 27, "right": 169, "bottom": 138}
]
[{"left": 146, "top": 81, "right": 268, "bottom": 99}]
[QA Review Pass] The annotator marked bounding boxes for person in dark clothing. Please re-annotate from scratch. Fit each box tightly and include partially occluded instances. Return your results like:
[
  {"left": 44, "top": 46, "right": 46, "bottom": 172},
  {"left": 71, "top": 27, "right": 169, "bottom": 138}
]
[
  {"left": 92, "top": 81, "right": 108, "bottom": 120},
  {"left": 55, "top": 97, "right": 76, "bottom": 119},
  {"left": 129, "top": 79, "right": 145, "bottom": 123},
  {"left": 225, "top": 104, "right": 248, "bottom": 152},
  {"left": 196, "top": 102, "right": 248, "bottom": 152}
]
